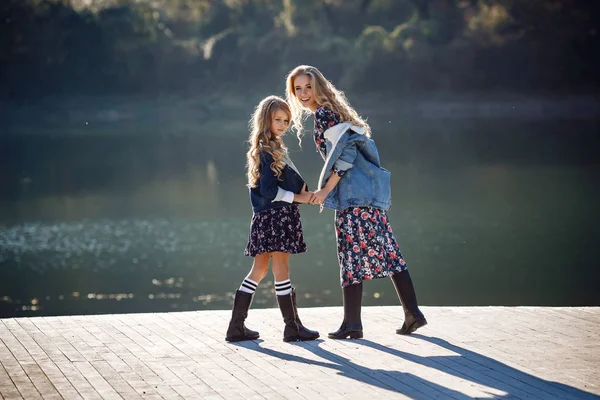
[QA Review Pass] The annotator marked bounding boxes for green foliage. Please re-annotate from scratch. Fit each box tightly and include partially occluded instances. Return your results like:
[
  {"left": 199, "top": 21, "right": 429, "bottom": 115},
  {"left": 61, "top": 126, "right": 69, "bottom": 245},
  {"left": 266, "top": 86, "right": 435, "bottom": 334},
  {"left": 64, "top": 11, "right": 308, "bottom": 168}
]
[{"left": 1, "top": 0, "right": 598, "bottom": 99}]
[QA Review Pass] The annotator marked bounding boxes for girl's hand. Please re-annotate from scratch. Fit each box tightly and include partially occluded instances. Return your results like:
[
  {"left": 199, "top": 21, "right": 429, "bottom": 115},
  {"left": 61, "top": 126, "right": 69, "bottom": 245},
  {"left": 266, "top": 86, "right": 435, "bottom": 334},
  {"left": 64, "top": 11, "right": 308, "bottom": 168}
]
[
  {"left": 294, "top": 184, "right": 314, "bottom": 204},
  {"left": 311, "top": 170, "right": 341, "bottom": 204},
  {"left": 310, "top": 188, "right": 329, "bottom": 205}
]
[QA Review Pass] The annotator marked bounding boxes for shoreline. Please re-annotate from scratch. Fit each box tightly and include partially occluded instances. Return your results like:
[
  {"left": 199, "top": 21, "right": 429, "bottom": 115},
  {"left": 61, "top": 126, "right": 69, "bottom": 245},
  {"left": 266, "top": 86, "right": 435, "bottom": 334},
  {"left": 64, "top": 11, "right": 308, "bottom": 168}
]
[{"left": 2, "top": 92, "right": 599, "bottom": 137}]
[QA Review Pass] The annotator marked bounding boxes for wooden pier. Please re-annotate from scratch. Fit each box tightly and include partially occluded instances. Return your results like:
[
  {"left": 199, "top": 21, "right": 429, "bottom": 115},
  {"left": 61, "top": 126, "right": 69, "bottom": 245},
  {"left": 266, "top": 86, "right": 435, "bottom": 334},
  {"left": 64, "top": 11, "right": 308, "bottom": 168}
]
[{"left": 1, "top": 306, "right": 598, "bottom": 399}]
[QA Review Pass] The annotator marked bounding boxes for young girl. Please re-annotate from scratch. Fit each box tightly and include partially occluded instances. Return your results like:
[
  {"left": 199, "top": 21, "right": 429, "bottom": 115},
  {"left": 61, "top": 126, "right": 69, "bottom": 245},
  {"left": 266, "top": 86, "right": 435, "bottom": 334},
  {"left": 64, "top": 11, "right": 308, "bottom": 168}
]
[
  {"left": 285, "top": 65, "right": 427, "bottom": 339},
  {"left": 225, "top": 95, "right": 320, "bottom": 343}
]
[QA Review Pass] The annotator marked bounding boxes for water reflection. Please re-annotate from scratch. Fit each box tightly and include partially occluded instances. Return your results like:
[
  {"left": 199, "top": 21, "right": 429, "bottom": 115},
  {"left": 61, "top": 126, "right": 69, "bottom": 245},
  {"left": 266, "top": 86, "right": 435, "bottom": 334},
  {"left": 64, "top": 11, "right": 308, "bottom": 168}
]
[{"left": 1, "top": 120, "right": 599, "bottom": 317}]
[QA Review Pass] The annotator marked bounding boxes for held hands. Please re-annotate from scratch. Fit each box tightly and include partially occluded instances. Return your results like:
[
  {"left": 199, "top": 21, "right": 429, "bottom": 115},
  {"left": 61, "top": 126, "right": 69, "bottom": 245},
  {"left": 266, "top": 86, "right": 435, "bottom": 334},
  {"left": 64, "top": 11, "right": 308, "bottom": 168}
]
[
  {"left": 308, "top": 170, "right": 340, "bottom": 205},
  {"left": 294, "top": 184, "right": 314, "bottom": 204},
  {"left": 295, "top": 184, "right": 329, "bottom": 205},
  {"left": 309, "top": 188, "right": 329, "bottom": 205}
]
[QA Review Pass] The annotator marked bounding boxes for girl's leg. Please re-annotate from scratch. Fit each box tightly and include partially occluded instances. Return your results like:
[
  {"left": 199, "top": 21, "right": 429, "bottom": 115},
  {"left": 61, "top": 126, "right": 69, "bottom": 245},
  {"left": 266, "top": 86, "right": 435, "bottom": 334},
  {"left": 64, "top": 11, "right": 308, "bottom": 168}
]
[
  {"left": 225, "top": 253, "right": 271, "bottom": 342},
  {"left": 271, "top": 252, "right": 291, "bottom": 295},
  {"left": 272, "top": 252, "right": 319, "bottom": 342},
  {"left": 328, "top": 282, "right": 363, "bottom": 339},
  {"left": 329, "top": 209, "right": 363, "bottom": 339},
  {"left": 391, "top": 270, "right": 427, "bottom": 334},
  {"left": 239, "top": 253, "right": 271, "bottom": 295}
]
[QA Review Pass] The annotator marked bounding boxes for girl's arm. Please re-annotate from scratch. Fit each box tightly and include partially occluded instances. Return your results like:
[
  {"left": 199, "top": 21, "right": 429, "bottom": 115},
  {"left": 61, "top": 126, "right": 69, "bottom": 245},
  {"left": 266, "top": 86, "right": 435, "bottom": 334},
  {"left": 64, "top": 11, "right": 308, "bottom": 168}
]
[
  {"left": 311, "top": 171, "right": 341, "bottom": 204},
  {"left": 274, "top": 185, "right": 312, "bottom": 204},
  {"left": 334, "top": 140, "right": 358, "bottom": 173},
  {"left": 260, "top": 152, "right": 314, "bottom": 204},
  {"left": 293, "top": 184, "right": 313, "bottom": 203},
  {"left": 311, "top": 136, "right": 358, "bottom": 205}
]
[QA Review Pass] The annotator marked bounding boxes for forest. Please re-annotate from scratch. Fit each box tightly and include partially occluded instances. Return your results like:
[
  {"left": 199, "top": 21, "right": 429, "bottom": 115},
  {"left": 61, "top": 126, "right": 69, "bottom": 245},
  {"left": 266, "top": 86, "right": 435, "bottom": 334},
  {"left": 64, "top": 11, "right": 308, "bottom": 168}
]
[{"left": 2, "top": 0, "right": 599, "bottom": 101}]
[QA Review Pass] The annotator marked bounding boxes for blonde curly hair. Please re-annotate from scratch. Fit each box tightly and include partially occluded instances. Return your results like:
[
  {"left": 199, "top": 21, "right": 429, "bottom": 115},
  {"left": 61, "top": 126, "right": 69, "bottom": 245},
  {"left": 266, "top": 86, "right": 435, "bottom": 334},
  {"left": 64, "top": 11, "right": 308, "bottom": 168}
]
[
  {"left": 246, "top": 95, "right": 291, "bottom": 188},
  {"left": 285, "top": 65, "right": 370, "bottom": 140}
]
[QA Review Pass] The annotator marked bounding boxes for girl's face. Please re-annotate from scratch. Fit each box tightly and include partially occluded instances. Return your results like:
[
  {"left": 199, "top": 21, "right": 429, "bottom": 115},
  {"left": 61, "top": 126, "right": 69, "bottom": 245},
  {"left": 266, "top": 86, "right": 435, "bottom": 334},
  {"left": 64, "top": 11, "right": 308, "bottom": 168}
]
[
  {"left": 270, "top": 109, "right": 290, "bottom": 137},
  {"left": 293, "top": 74, "right": 318, "bottom": 111}
]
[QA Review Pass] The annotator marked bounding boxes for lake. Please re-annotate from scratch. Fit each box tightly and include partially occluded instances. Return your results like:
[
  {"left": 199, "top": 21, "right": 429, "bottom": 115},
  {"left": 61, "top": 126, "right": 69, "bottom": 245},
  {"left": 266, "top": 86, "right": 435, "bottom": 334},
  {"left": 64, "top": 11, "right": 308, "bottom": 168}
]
[{"left": 1, "top": 112, "right": 599, "bottom": 317}]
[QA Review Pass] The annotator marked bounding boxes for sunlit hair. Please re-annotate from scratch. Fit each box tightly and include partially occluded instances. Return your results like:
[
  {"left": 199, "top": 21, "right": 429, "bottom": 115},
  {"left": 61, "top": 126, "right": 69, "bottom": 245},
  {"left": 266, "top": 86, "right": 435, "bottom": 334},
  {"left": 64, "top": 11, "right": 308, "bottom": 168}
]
[
  {"left": 247, "top": 95, "right": 291, "bottom": 188},
  {"left": 285, "top": 65, "right": 370, "bottom": 140}
]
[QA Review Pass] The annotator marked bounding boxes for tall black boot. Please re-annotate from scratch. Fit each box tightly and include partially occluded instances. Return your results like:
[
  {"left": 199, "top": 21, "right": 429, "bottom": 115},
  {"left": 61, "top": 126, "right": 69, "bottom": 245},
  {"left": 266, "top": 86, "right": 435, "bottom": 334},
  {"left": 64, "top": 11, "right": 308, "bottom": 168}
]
[
  {"left": 328, "top": 282, "right": 363, "bottom": 339},
  {"left": 225, "top": 290, "right": 260, "bottom": 342},
  {"left": 391, "top": 270, "right": 427, "bottom": 335},
  {"left": 290, "top": 288, "right": 320, "bottom": 339},
  {"left": 277, "top": 290, "right": 319, "bottom": 342}
]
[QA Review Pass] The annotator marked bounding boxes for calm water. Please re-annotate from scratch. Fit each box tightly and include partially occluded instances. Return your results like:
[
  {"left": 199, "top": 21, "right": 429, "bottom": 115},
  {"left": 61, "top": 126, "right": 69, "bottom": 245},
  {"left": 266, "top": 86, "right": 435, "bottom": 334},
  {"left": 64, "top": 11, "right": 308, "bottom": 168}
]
[{"left": 1, "top": 117, "right": 599, "bottom": 317}]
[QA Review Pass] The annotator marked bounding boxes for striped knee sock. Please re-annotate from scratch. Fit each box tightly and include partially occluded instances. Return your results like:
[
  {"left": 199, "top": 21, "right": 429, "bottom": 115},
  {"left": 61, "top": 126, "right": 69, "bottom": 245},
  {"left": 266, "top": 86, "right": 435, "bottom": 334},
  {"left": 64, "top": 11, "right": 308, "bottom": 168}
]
[
  {"left": 239, "top": 277, "right": 258, "bottom": 294},
  {"left": 275, "top": 279, "right": 292, "bottom": 296}
]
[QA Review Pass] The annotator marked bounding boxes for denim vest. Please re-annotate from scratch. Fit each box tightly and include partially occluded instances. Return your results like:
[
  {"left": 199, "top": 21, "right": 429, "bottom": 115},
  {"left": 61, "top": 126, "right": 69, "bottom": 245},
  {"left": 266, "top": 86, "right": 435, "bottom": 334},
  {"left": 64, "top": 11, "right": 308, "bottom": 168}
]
[
  {"left": 249, "top": 151, "right": 307, "bottom": 213},
  {"left": 318, "top": 123, "right": 392, "bottom": 211}
]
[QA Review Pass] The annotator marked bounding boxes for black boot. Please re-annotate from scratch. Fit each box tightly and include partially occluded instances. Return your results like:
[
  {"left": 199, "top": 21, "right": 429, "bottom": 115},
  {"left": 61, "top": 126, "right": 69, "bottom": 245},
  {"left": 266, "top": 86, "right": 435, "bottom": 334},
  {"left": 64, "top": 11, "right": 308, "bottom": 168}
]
[
  {"left": 290, "top": 289, "right": 320, "bottom": 340},
  {"left": 391, "top": 270, "right": 427, "bottom": 335},
  {"left": 225, "top": 290, "right": 260, "bottom": 342},
  {"left": 277, "top": 290, "right": 320, "bottom": 342},
  {"left": 328, "top": 282, "right": 363, "bottom": 339}
]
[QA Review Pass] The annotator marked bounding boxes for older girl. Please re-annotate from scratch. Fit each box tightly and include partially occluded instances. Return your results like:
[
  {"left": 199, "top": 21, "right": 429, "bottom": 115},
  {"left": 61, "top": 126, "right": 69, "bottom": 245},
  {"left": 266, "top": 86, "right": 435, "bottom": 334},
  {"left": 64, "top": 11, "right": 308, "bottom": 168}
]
[{"left": 285, "top": 65, "right": 427, "bottom": 339}]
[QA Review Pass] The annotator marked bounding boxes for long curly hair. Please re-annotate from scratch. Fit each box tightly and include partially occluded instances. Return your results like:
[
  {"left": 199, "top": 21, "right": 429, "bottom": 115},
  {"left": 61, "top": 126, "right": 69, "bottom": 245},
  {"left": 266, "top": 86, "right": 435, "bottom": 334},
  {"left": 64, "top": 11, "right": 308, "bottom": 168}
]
[
  {"left": 285, "top": 65, "right": 370, "bottom": 140},
  {"left": 247, "top": 95, "right": 291, "bottom": 188}
]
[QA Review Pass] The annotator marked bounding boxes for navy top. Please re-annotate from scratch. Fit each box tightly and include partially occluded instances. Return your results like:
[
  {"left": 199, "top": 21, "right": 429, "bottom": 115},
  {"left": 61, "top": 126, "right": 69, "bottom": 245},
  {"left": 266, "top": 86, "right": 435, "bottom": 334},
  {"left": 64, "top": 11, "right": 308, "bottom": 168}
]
[{"left": 248, "top": 151, "right": 307, "bottom": 213}]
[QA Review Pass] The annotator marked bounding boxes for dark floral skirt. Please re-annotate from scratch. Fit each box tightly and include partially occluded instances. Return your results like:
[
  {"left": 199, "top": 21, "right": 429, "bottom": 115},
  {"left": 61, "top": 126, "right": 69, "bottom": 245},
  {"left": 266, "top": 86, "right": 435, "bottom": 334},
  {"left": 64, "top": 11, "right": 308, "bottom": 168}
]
[
  {"left": 245, "top": 205, "right": 307, "bottom": 257},
  {"left": 335, "top": 206, "right": 407, "bottom": 287}
]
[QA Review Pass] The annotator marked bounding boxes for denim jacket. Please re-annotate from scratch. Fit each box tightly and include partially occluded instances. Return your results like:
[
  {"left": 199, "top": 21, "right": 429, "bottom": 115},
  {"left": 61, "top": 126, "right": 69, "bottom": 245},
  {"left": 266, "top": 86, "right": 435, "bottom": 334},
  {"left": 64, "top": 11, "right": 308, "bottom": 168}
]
[
  {"left": 318, "top": 122, "right": 391, "bottom": 211},
  {"left": 249, "top": 151, "right": 307, "bottom": 213}
]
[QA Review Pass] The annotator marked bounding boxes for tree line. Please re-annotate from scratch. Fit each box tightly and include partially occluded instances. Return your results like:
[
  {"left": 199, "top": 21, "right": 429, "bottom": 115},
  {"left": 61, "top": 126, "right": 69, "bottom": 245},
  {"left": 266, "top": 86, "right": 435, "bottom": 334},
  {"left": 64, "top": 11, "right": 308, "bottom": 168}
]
[{"left": 1, "top": 0, "right": 599, "bottom": 100}]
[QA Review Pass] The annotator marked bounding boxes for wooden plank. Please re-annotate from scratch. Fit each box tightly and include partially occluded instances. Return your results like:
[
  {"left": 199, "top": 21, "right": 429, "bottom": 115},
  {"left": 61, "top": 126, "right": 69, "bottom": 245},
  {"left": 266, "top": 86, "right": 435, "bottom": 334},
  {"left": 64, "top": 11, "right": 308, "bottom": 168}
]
[{"left": 0, "top": 307, "right": 598, "bottom": 400}]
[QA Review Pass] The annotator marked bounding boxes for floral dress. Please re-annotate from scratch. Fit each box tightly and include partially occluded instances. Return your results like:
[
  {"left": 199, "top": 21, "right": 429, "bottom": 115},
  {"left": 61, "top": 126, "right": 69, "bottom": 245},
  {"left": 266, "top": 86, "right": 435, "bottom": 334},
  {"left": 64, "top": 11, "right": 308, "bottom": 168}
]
[
  {"left": 245, "top": 205, "right": 307, "bottom": 257},
  {"left": 314, "top": 105, "right": 407, "bottom": 287}
]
